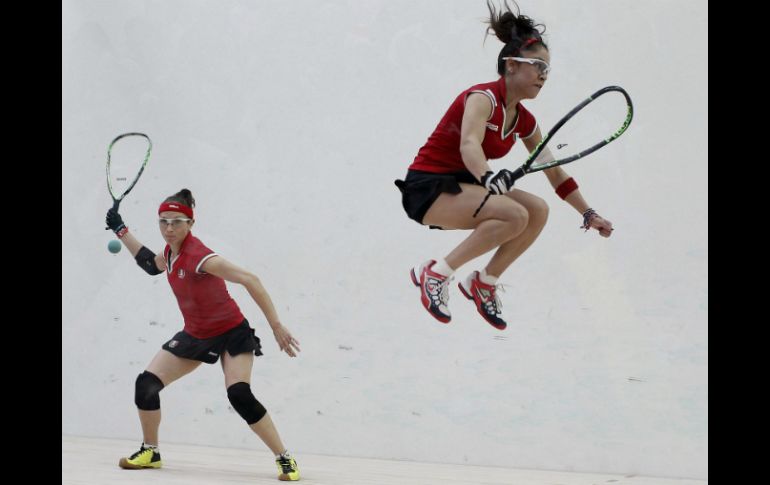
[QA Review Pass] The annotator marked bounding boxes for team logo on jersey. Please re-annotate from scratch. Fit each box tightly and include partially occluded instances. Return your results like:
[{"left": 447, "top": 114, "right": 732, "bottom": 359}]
[
  {"left": 486, "top": 123, "right": 499, "bottom": 132},
  {"left": 168, "top": 340, "right": 179, "bottom": 348},
  {"left": 177, "top": 269, "right": 186, "bottom": 279}
]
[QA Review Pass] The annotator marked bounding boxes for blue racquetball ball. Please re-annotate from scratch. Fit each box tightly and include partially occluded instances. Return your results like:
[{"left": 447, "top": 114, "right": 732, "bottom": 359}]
[{"left": 108, "top": 239, "right": 122, "bottom": 254}]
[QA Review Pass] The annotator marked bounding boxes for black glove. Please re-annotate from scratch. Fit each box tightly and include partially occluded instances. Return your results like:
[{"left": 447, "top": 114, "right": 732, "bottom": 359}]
[
  {"left": 480, "top": 169, "right": 514, "bottom": 195},
  {"left": 105, "top": 207, "right": 127, "bottom": 236}
]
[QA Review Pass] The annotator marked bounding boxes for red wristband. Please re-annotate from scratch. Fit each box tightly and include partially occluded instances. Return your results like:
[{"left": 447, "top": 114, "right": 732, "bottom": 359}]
[
  {"left": 116, "top": 226, "right": 129, "bottom": 238},
  {"left": 555, "top": 177, "right": 578, "bottom": 200}
]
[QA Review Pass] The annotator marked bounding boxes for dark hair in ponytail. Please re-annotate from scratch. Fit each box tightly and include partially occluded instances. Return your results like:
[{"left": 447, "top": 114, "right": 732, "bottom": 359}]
[
  {"left": 485, "top": 0, "right": 547, "bottom": 75},
  {"left": 164, "top": 188, "right": 196, "bottom": 208}
]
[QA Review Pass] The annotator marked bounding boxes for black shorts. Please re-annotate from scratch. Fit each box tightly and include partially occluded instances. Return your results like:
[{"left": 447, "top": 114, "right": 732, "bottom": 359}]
[
  {"left": 394, "top": 169, "right": 482, "bottom": 226},
  {"left": 161, "top": 319, "right": 263, "bottom": 364}
]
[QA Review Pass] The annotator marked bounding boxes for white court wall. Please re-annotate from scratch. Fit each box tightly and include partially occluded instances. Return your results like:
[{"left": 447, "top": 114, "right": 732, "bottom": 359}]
[{"left": 62, "top": 0, "right": 707, "bottom": 479}]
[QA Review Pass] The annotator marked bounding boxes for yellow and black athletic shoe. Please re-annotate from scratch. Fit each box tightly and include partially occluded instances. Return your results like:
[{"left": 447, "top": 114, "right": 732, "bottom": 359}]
[
  {"left": 276, "top": 454, "right": 300, "bottom": 481},
  {"left": 118, "top": 444, "right": 162, "bottom": 469}
]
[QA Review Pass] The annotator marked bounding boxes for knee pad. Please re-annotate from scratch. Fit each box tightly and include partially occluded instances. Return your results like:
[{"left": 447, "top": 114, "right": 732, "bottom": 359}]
[
  {"left": 227, "top": 382, "right": 266, "bottom": 424},
  {"left": 135, "top": 371, "right": 165, "bottom": 410}
]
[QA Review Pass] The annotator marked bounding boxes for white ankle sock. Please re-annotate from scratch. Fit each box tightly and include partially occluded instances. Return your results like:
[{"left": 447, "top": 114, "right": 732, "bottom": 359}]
[
  {"left": 142, "top": 442, "right": 158, "bottom": 450},
  {"left": 431, "top": 258, "right": 454, "bottom": 277},
  {"left": 479, "top": 269, "right": 498, "bottom": 285}
]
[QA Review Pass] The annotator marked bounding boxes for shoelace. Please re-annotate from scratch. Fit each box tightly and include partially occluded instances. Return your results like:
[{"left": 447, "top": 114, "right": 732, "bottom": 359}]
[
  {"left": 427, "top": 275, "right": 453, "bottom": 307},
  {"left": 130, "top": 447, "right": 154, "bottom": 460},
  {"left": 277, "top": 457, "right": 295, "bottom": 472},
  {"left": 483, "top": 284, "right": 508, "bottom": 316}
]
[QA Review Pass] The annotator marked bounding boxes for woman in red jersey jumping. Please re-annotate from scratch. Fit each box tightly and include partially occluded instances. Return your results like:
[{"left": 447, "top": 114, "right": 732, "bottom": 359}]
[{"left": 396, "top": 1, "right": 613, "bottom": 330}]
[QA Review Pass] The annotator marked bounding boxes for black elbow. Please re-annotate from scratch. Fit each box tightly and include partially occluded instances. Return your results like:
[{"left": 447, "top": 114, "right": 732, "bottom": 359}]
[{"left": 135, "top": 246, "right": 163, "bottom": 276}]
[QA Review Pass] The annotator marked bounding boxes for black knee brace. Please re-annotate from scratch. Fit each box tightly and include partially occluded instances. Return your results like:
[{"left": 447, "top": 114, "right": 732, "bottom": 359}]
[
  {"left": 227, "top": 382, "right": 266, "bottom": 424},
  {"left": 135, "top": 371, "right": 165, "bottom": 410}
]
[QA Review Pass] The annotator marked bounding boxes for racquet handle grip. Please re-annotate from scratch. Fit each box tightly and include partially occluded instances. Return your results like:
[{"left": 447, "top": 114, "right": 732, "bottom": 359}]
[{"left": 510, "top": 166, "right": 526, "bottom": 182}]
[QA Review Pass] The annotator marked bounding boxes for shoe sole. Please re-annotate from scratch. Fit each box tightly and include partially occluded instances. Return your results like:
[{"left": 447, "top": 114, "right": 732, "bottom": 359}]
[
  {"left": 410, "top": 267, "right": 420, "bottom": 287},
  {"left": 458, "top": 281, "right": 507, "bottom": 330},
  {"left": 410, "top": 267, "right": 450, "bottom": 324},
  {"left": 118, "top": 457, "right": 162, "bottom": 469}
]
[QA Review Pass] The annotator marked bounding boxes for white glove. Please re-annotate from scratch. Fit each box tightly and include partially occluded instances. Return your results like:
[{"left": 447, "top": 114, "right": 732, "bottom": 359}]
[{"left": 480, "top": 170, "right": 514, "bottom": 195}]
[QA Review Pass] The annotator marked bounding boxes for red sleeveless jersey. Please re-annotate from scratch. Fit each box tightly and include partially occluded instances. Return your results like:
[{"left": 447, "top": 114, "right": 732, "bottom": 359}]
[
  {"left": 164, "top": 234, "right": 244, "bottom": 339},
  {"left": 410, "top": 76, "right": 537, "bottom": 174}
]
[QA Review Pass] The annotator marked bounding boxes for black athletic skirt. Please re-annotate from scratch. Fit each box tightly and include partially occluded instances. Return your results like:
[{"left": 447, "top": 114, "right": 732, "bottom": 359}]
[
  {"left": 394, "top": 169, "right": 482, "bottom": 226},
  {"left": 161, "top": 319, "right": 263, "bottom": 364}
]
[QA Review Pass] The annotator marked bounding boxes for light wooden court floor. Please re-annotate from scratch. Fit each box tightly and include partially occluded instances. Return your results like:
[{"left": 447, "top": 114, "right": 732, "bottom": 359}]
[{"left": 62, "top": 435, "right": 706, "bottom": 485}]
